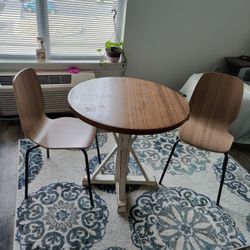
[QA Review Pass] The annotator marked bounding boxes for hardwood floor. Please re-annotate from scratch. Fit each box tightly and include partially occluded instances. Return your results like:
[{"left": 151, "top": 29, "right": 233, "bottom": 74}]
[{"left": 0, "top": 120, "right": 249, "bottom": 250}]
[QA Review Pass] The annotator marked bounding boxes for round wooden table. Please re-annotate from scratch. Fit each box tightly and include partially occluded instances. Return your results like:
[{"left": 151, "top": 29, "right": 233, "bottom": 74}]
[{"left": 68, "top": 77, "right": 189, "bottom": 212}]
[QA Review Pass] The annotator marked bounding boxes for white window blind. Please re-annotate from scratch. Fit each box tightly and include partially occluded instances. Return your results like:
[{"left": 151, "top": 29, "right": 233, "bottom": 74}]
[
  {"left": 0, "top": 0, "right": 126, "bottom": 60},
  {"left": 0, "top": 0, "right": 38, "bottom": 58}
]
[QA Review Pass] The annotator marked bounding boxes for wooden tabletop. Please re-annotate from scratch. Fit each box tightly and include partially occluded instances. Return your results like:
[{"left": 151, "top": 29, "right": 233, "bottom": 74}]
[{"left": 68, "top": 77, "right": 189, "bottom": 134}]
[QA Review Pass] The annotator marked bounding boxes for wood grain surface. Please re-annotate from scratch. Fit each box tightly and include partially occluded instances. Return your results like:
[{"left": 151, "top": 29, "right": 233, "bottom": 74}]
[
  {"left": 68, "top": 77, "right": 189, "bottom": 134},
  {"left": 13, "top": 68, "right": 96, "bottom": 149},
  {"left": 179, "top": 72, "right": 244, "bottom": 153}
]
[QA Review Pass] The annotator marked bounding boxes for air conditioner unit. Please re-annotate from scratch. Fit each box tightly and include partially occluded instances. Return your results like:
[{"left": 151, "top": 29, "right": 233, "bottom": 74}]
[{"left": 0, "top": 71, "right": 95, "bottom": 116}]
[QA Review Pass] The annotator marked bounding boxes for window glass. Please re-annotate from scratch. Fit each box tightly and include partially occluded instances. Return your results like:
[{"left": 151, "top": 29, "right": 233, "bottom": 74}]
[
  {"left": 48, "top": 0, "right": 120, "bottom": 59},
  {"left": 0, "top": 0, "right": 125, "bottom": 60},
  {"left": 0, "top": 0, "right": 38, "bottom": 57}
]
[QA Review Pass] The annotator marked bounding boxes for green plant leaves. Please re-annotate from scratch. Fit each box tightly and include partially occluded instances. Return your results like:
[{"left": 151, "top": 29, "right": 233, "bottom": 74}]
[{"left": 105, "top": 40, "right": 123, "bottom": 49}]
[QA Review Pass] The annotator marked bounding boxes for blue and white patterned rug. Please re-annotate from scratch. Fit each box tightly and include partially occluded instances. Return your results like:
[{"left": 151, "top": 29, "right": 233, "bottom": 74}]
[{"left": 15, "top": 131, "right": 250, "bottom": 249}]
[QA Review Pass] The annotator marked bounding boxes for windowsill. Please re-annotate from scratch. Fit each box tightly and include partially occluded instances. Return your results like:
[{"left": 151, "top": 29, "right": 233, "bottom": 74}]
[
  {"left": 0, "top": 59, "right": 119, "bottom": 64},
  {"left": 0, "top": 59, "right": 123, "bottom": 72}
]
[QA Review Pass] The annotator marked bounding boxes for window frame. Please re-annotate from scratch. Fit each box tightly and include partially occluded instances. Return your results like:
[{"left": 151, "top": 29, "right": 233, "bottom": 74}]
[{"left": 0, "top": 0, "right": 127, "bottom": 61}]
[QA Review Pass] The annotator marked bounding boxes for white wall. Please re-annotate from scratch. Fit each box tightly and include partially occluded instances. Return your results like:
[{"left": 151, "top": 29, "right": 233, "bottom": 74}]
[{"left": 123, "top": 0, "right": 250, "bottom": 89}]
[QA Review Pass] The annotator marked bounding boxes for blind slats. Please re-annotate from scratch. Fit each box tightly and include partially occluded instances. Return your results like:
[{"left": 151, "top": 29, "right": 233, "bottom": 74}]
[{"left": 0, "top": 0, "right": 125, "bottom": 59}]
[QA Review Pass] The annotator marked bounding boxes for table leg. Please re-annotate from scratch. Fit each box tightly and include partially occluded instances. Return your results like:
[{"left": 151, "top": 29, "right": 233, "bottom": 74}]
[
  {"left": 82, "top": 133, "right": 157, "bottom": 213},
  {"left": 115, "top": 134, "right": 132, "bottom": 212},
  {"left": 91, "top": 145, "right": 117, "bottom": 179}
]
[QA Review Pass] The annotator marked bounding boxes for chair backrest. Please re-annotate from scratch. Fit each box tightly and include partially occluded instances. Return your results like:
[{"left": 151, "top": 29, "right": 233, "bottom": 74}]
[
  {"left": 189, "top": 72, "right": 243, "bottom": 126},
  {"left": 13, "top": 68, "right": 46, "bottom": 139}
]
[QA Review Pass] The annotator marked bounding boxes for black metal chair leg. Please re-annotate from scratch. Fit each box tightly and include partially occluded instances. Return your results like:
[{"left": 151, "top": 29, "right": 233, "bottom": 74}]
[
  {"left": 216, "top": 153, "right": 228, "bottom": 206},
  {"left": 80, "top": 149, "right": 94, "bottom": 208},
  {"left": 159, "top": 138, "right": 181, "bottom": 185},
  {"left": 95, "top": 134, "right": 101, "bottom": 164},
  {"left": 46, "top": 148, "right": 50, "bottom": 158},
  {"left": 25, "top": 144, "right": 40, "bottom": 199}
]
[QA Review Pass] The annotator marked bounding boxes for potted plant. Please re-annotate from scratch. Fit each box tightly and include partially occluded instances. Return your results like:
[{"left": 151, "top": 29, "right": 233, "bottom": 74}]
[
  {"left": 97, "top": 40, "right": 123, "bottom": 64},
  {"left": 105, "top": 40, "right": 123, "bottom": 63}
]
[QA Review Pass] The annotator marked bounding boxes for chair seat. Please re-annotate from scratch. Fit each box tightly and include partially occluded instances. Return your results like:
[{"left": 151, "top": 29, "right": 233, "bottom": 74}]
[
  {"left": 179, "top": 118, "right": 234, "bottom": 153},
  {"left": 33, "top": 117, "right": 96, "bottom": 149}
]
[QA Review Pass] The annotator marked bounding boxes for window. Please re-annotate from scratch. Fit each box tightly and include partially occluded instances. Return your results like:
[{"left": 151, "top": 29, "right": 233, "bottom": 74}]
[{"left": 0, "top": 0, "right": 126, "bottom": 60}]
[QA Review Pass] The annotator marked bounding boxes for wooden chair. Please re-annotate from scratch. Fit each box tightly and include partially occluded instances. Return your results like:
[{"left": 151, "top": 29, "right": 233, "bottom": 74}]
[
  {"left": 13, "top": 68, "right": 101, "bottom": 207},
  {"left": 159, "top": 72, "right": 244, "bottom": 206}
]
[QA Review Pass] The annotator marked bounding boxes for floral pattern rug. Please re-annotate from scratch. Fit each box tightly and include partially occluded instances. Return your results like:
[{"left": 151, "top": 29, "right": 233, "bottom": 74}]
[{"left": 15, "top": 131, "right": 250, "bottom": 250}]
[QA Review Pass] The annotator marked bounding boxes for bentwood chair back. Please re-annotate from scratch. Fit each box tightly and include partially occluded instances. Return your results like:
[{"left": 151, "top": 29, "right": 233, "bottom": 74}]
[
  {"left": 180, "top": 72, "right": 243, "bottom": 152},
  {"left": 159, "top": 72, "right": 244, "bottom": 206},
  {"left": 13, "top": 68, "right": 101, "bottom": 207},
  {"left": 13, "top": 68, "right": 47, "bottom": 141}
]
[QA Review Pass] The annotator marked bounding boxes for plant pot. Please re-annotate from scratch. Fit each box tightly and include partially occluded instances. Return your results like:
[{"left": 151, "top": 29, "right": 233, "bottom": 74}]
[{"left": 106, "top": 47, "right": 122, "bottom": 63}]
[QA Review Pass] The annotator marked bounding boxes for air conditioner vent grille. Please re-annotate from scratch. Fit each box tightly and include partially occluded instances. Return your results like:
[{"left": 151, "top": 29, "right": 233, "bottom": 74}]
[
  {"left": 0, "top": 71, "right": 95, "bottom": 116},
  {"left": 0, "top": 74, "right": 72, "bottom": 86},
  {"left": 0, "top": 76, "right": 14, "bottom": 86},
  {"left": 37, "top": 75, "right": 71, "bottom": 85}
]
